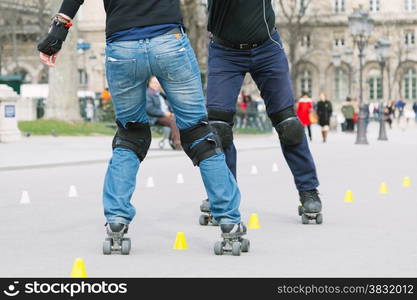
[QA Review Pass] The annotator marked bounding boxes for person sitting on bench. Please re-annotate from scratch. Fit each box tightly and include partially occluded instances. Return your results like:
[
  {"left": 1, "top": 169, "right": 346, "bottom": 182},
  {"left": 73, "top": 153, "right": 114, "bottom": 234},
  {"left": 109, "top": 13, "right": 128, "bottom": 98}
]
[{"left": 146, "top": 76, "right": 181, "bottom": 150}]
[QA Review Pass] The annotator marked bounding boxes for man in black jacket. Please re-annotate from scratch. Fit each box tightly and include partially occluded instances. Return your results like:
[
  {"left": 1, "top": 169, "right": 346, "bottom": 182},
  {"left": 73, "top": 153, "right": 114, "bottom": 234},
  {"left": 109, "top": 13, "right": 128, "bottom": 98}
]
[
  {"left": 202, "top": 0, "right": 323, "bottom": 225},
  {"left": 38, "top": 0, "right": 248, "bottom": 256}
]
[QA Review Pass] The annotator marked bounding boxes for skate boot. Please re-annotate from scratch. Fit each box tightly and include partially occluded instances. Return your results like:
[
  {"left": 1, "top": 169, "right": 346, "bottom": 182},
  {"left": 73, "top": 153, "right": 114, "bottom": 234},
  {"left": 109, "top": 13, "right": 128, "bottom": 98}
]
[
  {"left": 214, "top": 222, "right": 250, "bottom": 256},
  {"left": 298, "top": 189, "right": 323, "bottom": 224},
  {"left": 102, "top": 223, "right": 131, "bottom": 255},
  {"left": 199, "top": 199, "right": 219, "bottom": 226}
]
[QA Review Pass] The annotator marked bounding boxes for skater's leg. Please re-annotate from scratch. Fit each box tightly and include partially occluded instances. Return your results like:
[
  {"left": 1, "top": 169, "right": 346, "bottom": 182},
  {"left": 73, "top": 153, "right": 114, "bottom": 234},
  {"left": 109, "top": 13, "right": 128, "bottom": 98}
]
[
  {"left": 206, "top": 40, "right": 249, "bottom": 179},
  {"left": 250, "top": 32, "right": 319, "bottom": 192},
  {"left": 223, "top": 143, "right": 237, "bottom": 179},
  {"left": 272, "top": 109, "right": 320, "bottom": 192},
  {"left": 150, "top": 32, "right": 241, "bottom": 224},
  {"left": 103, "top": 148, "right": 140, "bottom": 224},
  {"left": 103, "top": 39, "right": 152, "bottom": 224}
]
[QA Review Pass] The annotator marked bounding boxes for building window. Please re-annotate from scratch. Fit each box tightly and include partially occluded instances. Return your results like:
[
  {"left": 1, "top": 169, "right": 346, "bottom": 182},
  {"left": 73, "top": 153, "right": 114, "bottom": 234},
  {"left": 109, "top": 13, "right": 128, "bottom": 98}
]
[
  {"left": 300, "top": 70, "right": 313, "bottom": 96},
  {"left": 334, "top": 68, "right": 349, "bottom": 102},
  {"left": 403, "top": 69, "right": 417, "bottom": 100},
  {"left": 299, "top": 0, "right": 308, "bottom": 15},
  {"left": 79, "top": 69, "right": 88, "bottom": 86},
  {"left": 301, "top": 34, "right": 311, "bottom": 47},
  {"left": 334, "top": 38, "right": 345, "bottom": 48},
  {"left": 368, "top": 71, "right": 383, "bottom": 100},
  {"left": 405, "top": 31, "right": 416, "bottom": 46},
  {"left": 405, "top": 0, "right": 417, "bottom": 11},
  {"left": 370, "top": 0, "right": 380, "bottom": 12},
  {"left": 334, "top": 0, "right": 345, "bottom": 13}
]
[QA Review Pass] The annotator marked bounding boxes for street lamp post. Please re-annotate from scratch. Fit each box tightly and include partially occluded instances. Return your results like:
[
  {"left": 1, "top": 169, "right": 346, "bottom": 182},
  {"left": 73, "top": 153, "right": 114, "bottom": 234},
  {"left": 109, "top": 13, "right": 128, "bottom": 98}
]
[
  {"left": 332, "top": 51, "right": 342, "bottom": 101},
  {"left": 374, "top": 39, "right": 391, "bottom": 141},
  {"left": 348, "top": 8, "right": 374, "bottom": 145}
]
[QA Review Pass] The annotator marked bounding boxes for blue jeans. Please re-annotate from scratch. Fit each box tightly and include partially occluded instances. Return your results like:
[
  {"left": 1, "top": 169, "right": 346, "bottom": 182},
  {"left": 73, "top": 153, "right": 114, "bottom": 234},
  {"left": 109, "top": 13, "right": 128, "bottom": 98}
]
[
  {"left": 207, "top": 32, "right": 319, "bottom": 192},
  {"left": 103, "top": 31, "right": 241, "bottom": 225}
]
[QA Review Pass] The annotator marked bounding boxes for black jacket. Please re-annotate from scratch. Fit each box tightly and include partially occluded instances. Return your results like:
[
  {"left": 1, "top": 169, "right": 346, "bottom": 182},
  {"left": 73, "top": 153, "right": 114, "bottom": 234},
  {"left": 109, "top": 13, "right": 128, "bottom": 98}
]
[
  {"left": 316, "top": 100, "right": 333, "bottom": 126},
  {"left": 59, "top": 0, "right": 183, "bottom": 38}
]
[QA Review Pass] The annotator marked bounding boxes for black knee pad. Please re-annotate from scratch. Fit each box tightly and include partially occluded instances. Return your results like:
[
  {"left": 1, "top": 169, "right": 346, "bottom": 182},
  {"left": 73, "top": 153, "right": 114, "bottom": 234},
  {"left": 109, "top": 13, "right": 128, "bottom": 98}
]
[
  {"left": 112, "top": 121, "right": 151, "bottom": 161},
  {"left": 269, "top": 107, "right": 305, "bottom": 146},
  {"left": 180, "top": 119, "right": 223, "bottom": 166},
  {"left": 208, "top": 109, "right": 235, "bottom": 148}
]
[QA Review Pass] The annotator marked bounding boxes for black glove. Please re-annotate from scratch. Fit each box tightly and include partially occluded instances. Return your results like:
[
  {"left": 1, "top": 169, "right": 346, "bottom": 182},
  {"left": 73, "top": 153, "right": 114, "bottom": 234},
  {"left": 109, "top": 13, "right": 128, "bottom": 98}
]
[{"left": 37, "top": 18, "right": 72, "bottom": 56}]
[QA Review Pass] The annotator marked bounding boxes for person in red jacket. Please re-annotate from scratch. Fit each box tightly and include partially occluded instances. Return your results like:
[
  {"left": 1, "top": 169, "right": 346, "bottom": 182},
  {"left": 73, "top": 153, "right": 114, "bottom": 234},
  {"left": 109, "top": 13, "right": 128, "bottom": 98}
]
[{"left": 296, "top": 92, "right": 314, "bottom": 141}]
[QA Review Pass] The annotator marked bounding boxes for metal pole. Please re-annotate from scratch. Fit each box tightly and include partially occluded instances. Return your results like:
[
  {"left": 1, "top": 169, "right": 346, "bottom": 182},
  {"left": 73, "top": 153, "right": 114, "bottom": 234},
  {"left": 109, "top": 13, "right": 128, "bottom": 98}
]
[
  {"left": 378, "top": 60, "right": 388, "bottom": 141},
  {"left": 355, "top": 40, "right": 369, "bottom": 145}
]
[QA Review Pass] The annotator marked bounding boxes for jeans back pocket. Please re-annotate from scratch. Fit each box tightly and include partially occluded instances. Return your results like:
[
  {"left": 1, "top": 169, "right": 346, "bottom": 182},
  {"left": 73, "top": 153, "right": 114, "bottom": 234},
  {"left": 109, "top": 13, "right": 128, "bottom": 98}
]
[
  {"left": 155, "top": 48, "right": 195, "bottom": 82},
  {"left": 106, "top": 57, "right": 137, "bottom": 90}
]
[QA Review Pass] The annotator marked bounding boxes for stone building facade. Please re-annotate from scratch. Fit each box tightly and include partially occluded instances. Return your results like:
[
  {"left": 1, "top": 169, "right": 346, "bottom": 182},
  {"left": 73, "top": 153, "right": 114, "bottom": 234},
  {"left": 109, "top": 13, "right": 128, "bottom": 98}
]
[{"left": 1, "top": 0, "right": 416, "bottom": 105}]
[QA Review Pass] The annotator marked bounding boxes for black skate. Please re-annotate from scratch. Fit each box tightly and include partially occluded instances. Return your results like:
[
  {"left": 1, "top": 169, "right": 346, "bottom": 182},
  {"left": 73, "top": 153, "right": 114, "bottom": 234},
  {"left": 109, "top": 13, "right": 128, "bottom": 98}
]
[
  {"left": 199, "top": 199, "right": 219, "bottom": 226},
  {"left": 214, "top": 223, "right": 250, "bottom": 256},
  {"left": 298, "top": 189, "right": 323, "bottom": 224},
  {"left": 102, "top": 223, "right": 131, "bottom": 255}
]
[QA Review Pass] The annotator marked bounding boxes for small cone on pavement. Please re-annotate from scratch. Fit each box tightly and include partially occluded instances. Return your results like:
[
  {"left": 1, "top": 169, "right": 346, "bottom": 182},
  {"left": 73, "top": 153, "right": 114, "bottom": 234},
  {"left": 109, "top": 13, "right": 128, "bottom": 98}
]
[
  {"left": 146, "top": 177, "right": 155, "bottom": 188},
  {"left": 176, "top": 173, "right": 184, "bottom": 184},
  {"left": 248, "top": 213, "right": 261, "bottom": 229},
  {"left": 403, "top": 177, "right": 411, "bottom": 187},
  {"left": 173, "top": 232, "right": 188, "bottom": 250},
  {"left": 344, "top": 190, "right": 354, "bottom": 203},
  {"left": 68, "top": 185, "right": 78, "bottom": 198},
  {"left": 272, "top": 163, "right": 278, "bottom": 173},
  {"left": 20, "top": 191, "right": 30, "bottom": 204},
  {"left": 250, "top": 165, "right": 258, "bottom": 175},
  {"left": 70, "top": 258, "right": 88, "bottom": 278},
  {"left": 379, "top": 182, "right": 388, "bottom": 194}
]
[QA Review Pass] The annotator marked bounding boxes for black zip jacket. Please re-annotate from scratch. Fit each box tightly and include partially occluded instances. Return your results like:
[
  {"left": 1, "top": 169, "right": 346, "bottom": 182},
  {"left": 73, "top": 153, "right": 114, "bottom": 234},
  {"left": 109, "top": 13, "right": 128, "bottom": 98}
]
[{"left": 207, "top": 0, "right": 275, "bottom": 44}]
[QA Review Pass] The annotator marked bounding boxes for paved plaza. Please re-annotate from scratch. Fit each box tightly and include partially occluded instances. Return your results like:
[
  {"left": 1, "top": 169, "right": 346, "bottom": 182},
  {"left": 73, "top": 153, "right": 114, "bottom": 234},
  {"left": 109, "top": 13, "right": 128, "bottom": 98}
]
[{"left": 0, "top": 122, "right": 416, "bottom": 277}]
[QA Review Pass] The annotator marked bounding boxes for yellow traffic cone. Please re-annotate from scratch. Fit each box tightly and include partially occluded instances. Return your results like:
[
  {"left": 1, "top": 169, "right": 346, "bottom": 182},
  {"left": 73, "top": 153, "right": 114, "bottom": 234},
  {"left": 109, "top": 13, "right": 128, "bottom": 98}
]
[
  {"left": 173, "top": 232, "right": 188, "bottom": 250},
  {"left": 344, "top": 190, "right": 354, "bottom": 203},
  {"left": 379, "top": 182, "right": 388, "bottom": 194},
  {"left": 248, "top": 213, "right": 261, "bottom": 229},
  {"left": 70, "top": 258, "right": 88, "bottom": 278},
  {"left": 403, "top": 177, "right": 411, "bottom": 187}
]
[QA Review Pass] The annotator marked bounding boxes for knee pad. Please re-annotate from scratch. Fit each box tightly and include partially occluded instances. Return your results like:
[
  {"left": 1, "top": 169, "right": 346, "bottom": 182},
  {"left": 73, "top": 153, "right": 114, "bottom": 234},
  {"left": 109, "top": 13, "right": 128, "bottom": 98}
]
[
  {"left": 112, "top": 121, "right": 151, "bottom": 161},
  {"left": 269, "top": 107, "right": 305, "bottom": 146},
  {"left": 180, "top": 119, "right": 223, "bottom": 166},
  {"left": 208, "top": 109, "right": 234, "bottom": 148}
]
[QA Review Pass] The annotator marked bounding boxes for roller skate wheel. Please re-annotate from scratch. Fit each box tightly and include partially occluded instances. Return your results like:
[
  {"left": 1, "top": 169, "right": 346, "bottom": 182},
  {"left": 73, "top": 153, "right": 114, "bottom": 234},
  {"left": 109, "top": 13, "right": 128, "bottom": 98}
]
[
  {"left": 298, "top": 205, "right": 304, "bottom": 216},
  {"left": 301, "top": 214, "right": 310, "bottom": 224},
  {"left": 103, "top": 239, "right": 112, "bottom": 255},
  {"left": 241, "top": 239, "right": 250, "bottom": 253},
  {"left": 231, "top": 242, "right": 241, "bottom": 256},
  {"left": 121, "top": 238, "right": 131, "bottom": 255},
  {"left": 316, "top": 213, "right": 323, "bottom": 224},
  {"left": 199, "top": 215, "right": 209, "bottom": 226},
  {"left": 214, "top": 241, "right": 224, "bottom": 255}
]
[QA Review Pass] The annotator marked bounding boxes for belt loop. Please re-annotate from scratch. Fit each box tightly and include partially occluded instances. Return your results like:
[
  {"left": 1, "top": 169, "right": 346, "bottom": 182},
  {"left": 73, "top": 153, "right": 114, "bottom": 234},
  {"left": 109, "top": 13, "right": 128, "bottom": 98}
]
[{"left": 180, "top": 26, "right": 185, "bottom": 35}]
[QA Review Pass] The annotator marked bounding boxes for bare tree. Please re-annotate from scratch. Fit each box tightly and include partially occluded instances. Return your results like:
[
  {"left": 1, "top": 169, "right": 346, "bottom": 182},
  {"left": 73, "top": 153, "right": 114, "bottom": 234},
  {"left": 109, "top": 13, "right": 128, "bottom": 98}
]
[
  {"left": 44, "top": 0, "right": 81, "bottom": 121},
  {"left": 277, "top": 0, "right": 315, "bottom": 93},
  {"left": 181, "top": 0, "right": 209, "bottom": 84}
]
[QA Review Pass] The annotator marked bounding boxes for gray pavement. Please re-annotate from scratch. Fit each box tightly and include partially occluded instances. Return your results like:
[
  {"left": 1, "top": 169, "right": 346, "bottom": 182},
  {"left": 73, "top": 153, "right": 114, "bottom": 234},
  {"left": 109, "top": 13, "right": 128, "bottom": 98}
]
[{"left": 0, "top": 122, "right": 416, "bottom": 277}]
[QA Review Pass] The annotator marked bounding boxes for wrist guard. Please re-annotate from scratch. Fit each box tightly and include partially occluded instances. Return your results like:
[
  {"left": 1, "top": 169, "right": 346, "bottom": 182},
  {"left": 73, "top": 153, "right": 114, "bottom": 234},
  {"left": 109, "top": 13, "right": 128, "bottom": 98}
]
[{"left": 37, "top": 18, "right": 73, "bottom": 56}]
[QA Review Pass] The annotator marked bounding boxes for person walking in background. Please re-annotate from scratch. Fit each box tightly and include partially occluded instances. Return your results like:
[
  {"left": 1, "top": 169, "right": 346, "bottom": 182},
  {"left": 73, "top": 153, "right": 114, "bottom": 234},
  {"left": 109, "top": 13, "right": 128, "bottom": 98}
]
[
  {"left": 413, "top": 101, "right": 417, "bottom": 123},
  {"left": 395, "top": 98, "right": 406, "bottom": 120},
  {"left": 316, "top": 93, "right": 332, "bottom": 143},
  {"left": 341, "top": 97, "right": 355, "bottom": 132},
  {"left": 146, "top": 77, "right": 181, "bottom": 150},
  {"left": 296, "top": 92, "right": 314, "bottom": 141},
  {"left": 385, "top": 100, "right": 395, "bottom": 129}
]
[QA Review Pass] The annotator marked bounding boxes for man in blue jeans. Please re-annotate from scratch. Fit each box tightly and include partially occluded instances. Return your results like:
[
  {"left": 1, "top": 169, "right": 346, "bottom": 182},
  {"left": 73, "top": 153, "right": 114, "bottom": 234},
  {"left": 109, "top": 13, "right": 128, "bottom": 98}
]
[
  {"left": 37, "top": 0, "right": 248, "bottom": 256},
  {"left": 201, "top": 0, "right": 323, "bottom": 225}
]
